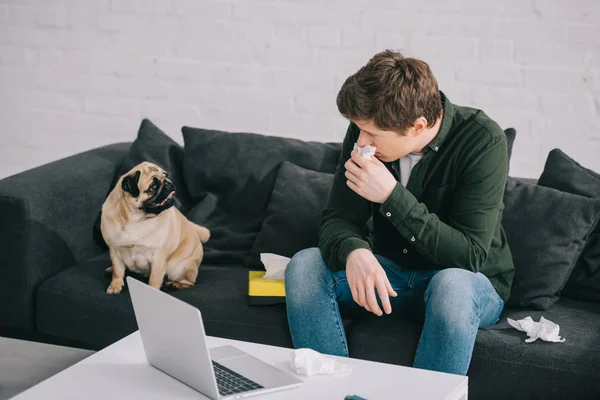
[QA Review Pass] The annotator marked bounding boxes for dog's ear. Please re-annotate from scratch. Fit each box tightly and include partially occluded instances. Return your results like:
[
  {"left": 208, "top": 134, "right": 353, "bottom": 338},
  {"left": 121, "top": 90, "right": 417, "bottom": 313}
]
[{"left": 121, "top": 170, "right": 141, "bottom": 198}]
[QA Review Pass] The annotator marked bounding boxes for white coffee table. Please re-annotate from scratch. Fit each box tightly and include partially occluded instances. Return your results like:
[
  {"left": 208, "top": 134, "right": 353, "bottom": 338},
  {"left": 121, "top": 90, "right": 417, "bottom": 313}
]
[{"left": 10, "top": 331, "right": 468, "bottom": 400}]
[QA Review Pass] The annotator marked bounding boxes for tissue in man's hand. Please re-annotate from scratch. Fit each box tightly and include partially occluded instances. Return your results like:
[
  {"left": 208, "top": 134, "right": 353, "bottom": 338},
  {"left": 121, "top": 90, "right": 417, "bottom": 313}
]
[
  {"left": 353, "top": 143, "right": 376, "bottom": 160},
  {"left": 507, "top": 316, "right": 566, "bottom": 343},
  {"left": 290, "top": 348, "right": 352, "bottom": 376},
  {"left": 260, "top": 253, "right": 290, "bottom": 280}
]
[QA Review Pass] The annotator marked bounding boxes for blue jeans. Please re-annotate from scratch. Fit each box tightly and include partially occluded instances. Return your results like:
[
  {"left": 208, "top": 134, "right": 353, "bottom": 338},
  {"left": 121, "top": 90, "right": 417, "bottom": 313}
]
[{"left": 284, "top": 247, "right": 504, "bottom": 376}]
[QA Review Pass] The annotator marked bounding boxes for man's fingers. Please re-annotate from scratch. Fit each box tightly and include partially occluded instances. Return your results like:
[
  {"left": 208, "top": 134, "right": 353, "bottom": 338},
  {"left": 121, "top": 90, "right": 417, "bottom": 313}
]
[
  {"left": 351, "top": 150, "right": 369, "bottom": 168},
  {"left": 344, "top": 170, "right": 358, "bottom": 184},
  {"left": 350, "top": 283, "right": 359, "bottom": 305},
  {"left": 346, "top": 179, "right": 360, "bottom": 194},
  {"left": 377, "top": 281, "right": 392, "bottom": 314},
  {"left": 376, "top": 280, "right": 392, "bottom": 314},
  {"left": 348, "top": 285, "right": 358, "bottom": 303},
  {"left": 363, "top": 295, "right": 372, "bottom": 312},
  {"left": 354, "top": 284, "right": 373, "bottom": 312},
  {"left": 365, "top": 285, "right": 383, "bottom": 316},
  {"left": 345, "top": 159, "right": 362, "bottom": 176},
  {"left": 370, "top": 155, "right": 385, "bottom": 166},
  {"left": 356, "top": 284, "right": 367, "bottom": 308},
  {"left": 386, "top": 279, "right": 398, "bottom": 297}
]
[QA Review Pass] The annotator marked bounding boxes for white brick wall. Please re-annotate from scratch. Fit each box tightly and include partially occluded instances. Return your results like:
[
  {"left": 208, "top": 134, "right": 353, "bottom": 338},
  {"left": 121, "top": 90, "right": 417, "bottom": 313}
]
[{"left": 0, "top": 0, "right": 599, "bottom": 179}]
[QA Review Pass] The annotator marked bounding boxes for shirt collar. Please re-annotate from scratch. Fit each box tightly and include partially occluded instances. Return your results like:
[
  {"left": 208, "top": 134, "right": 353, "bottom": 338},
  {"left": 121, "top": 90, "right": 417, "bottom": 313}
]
[{"left": 426, "top": 91, "right": 454, "bottom": 153}]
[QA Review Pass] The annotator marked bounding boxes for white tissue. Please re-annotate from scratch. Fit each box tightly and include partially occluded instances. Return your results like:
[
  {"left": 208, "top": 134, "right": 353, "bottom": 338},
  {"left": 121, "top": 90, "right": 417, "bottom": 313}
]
[
  {"left": 353, "top": 143, "right": 376, "bottom": 160},
  {"left": 260, "top": 253, "right": 290, "bottom": 280},
  {"left": 289, "top": 348, "right": 352, "bottom": 376},
  {"left": 507, "top": 316, "right": 566, "bottom": 343}
]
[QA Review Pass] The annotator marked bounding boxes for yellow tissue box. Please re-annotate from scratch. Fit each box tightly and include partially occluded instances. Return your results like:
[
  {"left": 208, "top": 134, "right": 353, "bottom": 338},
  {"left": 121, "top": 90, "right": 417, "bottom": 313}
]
[{"left": 248, "top": 271, "right": 286, "bottom": 305}]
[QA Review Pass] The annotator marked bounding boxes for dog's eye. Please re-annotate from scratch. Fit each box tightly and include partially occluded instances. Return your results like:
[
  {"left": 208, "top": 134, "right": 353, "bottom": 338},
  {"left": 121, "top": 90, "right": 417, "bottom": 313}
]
[{"left": 149, "top": 182, "right": 159, "bottom": 193}]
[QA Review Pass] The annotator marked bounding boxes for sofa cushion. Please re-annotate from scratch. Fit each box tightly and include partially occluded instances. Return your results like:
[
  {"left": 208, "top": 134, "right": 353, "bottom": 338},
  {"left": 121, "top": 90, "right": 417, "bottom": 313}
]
[
  {"left": 538, "top": 149, "right": 600, "bottom": 303},
  {"left": 35, "top": 252, "right": 292, "bottom": 350},
  {"left": 502, "top": 177, "right": 600, "bottom": 310},
  {"left": 181, "top": 126, "right": 341, "bottom": 265},
  {"left": 93, "top": 119, "right": 191, "bottom": 249},
  {"left": 470, "top": 298, "right": 600, "bottom": 399},
  {"left": 247, "top": 162, "right": 334, "bottom": 268},
  {"left": 347, "top": 297, "right": 600, "bottom": 400}
]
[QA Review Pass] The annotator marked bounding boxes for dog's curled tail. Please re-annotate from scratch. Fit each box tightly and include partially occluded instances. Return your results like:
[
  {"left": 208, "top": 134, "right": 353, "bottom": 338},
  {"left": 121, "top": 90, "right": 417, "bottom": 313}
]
[{"left": 195, "top": 225, "right": 211, "bottom": 243}]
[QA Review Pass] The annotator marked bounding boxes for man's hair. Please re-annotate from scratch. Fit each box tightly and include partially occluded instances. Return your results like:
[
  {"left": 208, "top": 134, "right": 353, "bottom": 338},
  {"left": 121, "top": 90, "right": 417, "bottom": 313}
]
[{"left": 337, "top": 49, "right": 443, "bottom": 134}]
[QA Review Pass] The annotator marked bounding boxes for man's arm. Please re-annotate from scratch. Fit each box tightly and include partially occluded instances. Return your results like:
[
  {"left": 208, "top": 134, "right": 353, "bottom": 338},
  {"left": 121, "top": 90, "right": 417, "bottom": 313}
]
[
  {"left": 319, "top": 123, "right": 372, "bottom": 270},
  {"left": 379, "top": 134, "right": 508, "bottom": 272}
]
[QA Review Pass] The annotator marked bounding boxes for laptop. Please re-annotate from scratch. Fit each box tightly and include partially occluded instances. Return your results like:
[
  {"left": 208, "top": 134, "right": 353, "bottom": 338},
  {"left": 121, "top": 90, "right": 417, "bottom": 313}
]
[{"left": 126, "top": 276, "right": 303, "bottom": 399}]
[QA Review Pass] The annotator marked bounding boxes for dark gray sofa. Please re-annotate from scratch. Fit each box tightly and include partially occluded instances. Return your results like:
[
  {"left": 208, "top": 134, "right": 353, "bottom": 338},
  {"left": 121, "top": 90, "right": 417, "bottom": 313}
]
[{"left": 1, "top": 138, "right": 599, "bottom": 400}]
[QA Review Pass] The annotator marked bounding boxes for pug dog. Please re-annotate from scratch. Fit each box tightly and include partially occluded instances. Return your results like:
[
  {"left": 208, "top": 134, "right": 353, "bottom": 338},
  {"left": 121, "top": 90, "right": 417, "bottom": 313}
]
[{"left": 100, "top": 161, "right": 210, "bottom": 294}]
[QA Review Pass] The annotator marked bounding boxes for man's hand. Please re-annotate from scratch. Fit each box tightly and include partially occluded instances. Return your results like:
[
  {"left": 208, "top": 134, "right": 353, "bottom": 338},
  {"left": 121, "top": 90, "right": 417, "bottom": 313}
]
[
  {"left": 346, "top": 249, "right": 398, "bottom": 316},
  {"left": 345, "top": 150, "right": 397, "bottom": 203}
]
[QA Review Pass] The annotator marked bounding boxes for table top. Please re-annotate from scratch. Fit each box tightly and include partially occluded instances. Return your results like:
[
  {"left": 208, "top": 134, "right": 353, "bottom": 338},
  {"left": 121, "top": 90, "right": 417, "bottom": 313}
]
[{"left": 11, "top": 331, "right": 468, "bottom": 400}]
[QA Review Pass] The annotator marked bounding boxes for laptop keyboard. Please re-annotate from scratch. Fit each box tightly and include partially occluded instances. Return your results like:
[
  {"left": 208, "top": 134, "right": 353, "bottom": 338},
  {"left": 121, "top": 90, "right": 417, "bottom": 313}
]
[{"left": 212, "top": 360, "right": 264, "bottom": 396}]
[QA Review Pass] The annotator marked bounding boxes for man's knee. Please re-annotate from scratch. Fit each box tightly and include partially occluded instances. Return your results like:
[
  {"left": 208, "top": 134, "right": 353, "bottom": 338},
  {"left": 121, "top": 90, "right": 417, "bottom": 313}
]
[
  {"left": 424, "top": 269, "right": 477, "bottom": 323},
  {"left": 285, "top": 247, "right": 323, "bottom": 282},
  {"left": 285, "top": 247, "right": 329, "bottom": 303},
  {"left": 426, "top": 268, "right": 475, "bottom": 299}
]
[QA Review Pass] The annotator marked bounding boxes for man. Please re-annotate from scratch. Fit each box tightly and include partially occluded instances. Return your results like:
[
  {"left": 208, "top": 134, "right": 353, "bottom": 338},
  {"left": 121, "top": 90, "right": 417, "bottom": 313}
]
[{"left": 284, "top": 49, "right": 514, "bottom": 376}]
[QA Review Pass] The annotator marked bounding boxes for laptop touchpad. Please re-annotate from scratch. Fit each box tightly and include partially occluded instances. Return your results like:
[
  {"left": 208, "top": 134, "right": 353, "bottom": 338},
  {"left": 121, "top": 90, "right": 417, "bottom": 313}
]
[{"left": 210, "top": 345, "right": 248, "bottom": 361}]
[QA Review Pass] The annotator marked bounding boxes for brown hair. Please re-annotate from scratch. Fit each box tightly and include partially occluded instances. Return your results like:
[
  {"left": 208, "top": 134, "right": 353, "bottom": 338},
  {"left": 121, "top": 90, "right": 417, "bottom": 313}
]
[{"left": 336, "top": 49, "right": 443, "bottom": 134}]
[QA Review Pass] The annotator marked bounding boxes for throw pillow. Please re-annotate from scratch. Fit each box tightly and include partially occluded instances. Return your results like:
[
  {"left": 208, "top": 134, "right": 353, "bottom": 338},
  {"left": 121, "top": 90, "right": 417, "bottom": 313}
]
[
  {"left": 503, "top": 177, "right": 600, "bottom": 310},
  {"left": 246, "top": 162, "right": 334, "bottom": 269},
  {"left": 538, "top": 149, "right": 600, "bottom": 303},
  {"left": 93, "top": 119, "right": 191, "bottom": 249},
  {"left": 182, "top": 126, "right": 341, "bottom": 264}
]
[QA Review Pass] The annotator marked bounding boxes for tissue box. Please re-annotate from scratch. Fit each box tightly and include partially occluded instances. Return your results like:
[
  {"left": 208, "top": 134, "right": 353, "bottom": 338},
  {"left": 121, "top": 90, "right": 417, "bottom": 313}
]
[{"left": 248, "top": 271, "right": 286, "bottom": 306}]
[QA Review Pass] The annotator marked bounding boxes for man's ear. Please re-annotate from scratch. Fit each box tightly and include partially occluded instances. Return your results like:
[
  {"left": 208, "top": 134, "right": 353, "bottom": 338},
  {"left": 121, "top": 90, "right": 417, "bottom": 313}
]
[
  {"left": 121, "top": 170, "right": 141, "bottom": 198},
  {"left": 412, "top": 117, "right": 428, "bottom": 136}
]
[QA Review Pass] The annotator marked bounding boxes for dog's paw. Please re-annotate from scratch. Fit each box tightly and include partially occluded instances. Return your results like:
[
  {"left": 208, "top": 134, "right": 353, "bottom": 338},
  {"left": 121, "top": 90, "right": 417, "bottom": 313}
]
[
  {"left": 106, "top": 281, "right": 123, "bottom": 294},
  {"left": 162, "top": 281, "right": 178, "bottom": 292},
  {"left": 164, "top": 280, "right": 194, "bottom": 291}
]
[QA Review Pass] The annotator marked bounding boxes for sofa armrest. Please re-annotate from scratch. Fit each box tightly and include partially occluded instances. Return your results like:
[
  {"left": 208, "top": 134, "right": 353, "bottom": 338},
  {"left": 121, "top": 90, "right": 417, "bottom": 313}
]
[{"left": 0, "top": 143, "right": 131, "bottom": 330}]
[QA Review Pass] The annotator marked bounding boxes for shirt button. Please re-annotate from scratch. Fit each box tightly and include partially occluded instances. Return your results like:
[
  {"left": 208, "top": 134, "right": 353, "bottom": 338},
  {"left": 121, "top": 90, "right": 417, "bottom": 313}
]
[
  {"left": 411, "top": 236, "right": 416, "bottom": 242},
  {"left": 434, "top": 146, "right": 439, "bottom": 151},
  {"left": 385, "top": 212, "right": 391, "bottom": 217},
  {"left": 403, "top": 249, "right": 408, "bottom": 254}
]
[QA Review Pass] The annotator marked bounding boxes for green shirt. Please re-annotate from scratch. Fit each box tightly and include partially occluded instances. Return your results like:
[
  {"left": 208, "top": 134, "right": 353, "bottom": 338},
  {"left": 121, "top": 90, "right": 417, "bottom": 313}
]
[{"left": 319, "top": 92, "right": 515, "bottom": 301}]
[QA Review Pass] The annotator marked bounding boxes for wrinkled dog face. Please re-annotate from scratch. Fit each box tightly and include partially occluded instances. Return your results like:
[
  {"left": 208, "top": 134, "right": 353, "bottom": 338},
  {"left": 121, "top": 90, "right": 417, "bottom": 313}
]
[{"left": 120, "top": 162, "right": 176, "bottom": 215}]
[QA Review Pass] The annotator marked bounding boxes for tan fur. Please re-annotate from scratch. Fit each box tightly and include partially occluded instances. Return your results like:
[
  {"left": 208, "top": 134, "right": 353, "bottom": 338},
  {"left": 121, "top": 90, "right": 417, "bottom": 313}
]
[{"left": 100, "top": 161, "right": 210, "bottom": 294}]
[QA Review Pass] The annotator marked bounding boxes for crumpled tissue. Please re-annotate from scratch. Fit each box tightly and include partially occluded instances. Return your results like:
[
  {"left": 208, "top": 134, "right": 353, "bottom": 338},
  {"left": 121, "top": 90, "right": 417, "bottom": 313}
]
[
  {"left": 289, "top": 348, "right": 352, "bottom": 376},
  {"left": 260, "top": 253, "right": 290, "bottom": 280},
  {"left": 353, "top": 143, "right": 376, "bottom": 160},
  {"left": 507, "top": 316, "right": 566, "bottom": 343}
]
